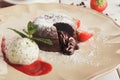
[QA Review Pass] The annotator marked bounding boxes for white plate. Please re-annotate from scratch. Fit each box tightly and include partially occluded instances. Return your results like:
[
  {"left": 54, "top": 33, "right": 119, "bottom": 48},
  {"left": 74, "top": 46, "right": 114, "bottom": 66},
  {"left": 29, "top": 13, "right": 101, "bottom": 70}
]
[{"left": 0, "top": 3, "right": 120, "bottom": 80}]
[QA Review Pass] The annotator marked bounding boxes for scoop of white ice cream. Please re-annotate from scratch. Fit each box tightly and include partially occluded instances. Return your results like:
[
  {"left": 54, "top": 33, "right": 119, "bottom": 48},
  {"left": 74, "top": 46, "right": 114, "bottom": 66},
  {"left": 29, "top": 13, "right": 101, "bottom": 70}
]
[{"left": 6, "top": 38, "right": 39, "bottom": 65}]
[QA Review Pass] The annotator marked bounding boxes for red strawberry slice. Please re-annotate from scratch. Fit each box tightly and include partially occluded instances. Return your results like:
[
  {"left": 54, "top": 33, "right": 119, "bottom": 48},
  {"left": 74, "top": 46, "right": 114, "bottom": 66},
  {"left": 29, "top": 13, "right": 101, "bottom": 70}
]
[
  {"left": 1, "top": 37, "right": 52, "bottom": 76},
  {"left": 77, "top": 31, "right": 93, "bottom": 42},
  {"left": 76, "top": 19, "right": 81, "bottom": 28}
]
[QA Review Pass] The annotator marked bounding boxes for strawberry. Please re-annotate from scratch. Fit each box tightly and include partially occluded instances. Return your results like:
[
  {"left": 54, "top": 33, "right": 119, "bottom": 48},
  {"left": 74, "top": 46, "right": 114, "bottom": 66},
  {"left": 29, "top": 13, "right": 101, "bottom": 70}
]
[
  {"left": 77, "top": 31, "right": 93, "bottom": 42},
  {"left": 76, "top": 19, "right": 81, "bottom": 28},
  {"left": 90, "top": 0, "right": 108, "bottom": 12}
]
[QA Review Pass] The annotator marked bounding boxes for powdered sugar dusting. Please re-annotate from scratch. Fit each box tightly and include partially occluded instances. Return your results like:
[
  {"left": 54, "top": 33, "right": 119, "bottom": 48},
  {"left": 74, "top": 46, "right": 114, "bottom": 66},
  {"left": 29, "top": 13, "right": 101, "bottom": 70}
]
[{"left": 34, "top": 13, "right": 76, "bottom": 28}]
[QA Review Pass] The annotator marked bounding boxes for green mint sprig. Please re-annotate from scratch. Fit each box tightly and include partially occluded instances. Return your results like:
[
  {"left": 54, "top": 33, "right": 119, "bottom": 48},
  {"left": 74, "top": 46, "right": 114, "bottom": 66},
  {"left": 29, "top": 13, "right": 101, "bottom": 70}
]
[{"left": 9, "top": 21, "right": 53, "bottom": 45}]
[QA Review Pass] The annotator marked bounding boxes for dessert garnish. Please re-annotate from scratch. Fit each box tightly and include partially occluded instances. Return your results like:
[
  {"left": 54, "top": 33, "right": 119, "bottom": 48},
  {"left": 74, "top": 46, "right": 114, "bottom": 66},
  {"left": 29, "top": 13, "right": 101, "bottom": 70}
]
[
  {"left": 76, "top": 19, "right": 80, "bottom": 28},
  {"left": 31, "top": 13, "right": 93, "bottom": 55},
  {"left": 1, "top": 21, "right": 53, "bottom": 76},
  {"left": 9, "top": 21, "right": 52, "bottom": 45},
  {"left": 76, "top": 19, "right": 93, "bottom": 42},
  {"left": 0, "top": 13, "right": 93, "bottom": 76},
  {"left": 77, "top": 31, "right": 93, "bottom": 42}
]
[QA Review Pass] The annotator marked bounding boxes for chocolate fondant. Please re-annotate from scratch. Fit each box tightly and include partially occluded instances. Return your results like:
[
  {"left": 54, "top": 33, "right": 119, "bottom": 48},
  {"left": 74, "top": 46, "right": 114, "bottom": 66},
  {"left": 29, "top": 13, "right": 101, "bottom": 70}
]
[{"left": 33, "top": 13, "right": 78, "bottom": 55}]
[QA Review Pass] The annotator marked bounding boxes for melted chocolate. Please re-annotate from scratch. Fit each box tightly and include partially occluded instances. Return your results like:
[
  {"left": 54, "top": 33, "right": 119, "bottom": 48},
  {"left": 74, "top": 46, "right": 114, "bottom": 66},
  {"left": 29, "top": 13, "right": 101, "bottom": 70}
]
[
  {"left": 54, "top": 23, "right": 78, "bottom": 55},
  {"left": 58, "top": 31, "right": 78, "bottom": 55}
]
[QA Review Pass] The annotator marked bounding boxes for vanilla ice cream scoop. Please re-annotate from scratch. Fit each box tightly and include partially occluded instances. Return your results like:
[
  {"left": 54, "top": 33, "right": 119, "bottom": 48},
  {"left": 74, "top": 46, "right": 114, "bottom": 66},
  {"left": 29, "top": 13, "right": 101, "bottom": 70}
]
[{"left": 6, "top": 38, "right": 39, "bottom": 65}]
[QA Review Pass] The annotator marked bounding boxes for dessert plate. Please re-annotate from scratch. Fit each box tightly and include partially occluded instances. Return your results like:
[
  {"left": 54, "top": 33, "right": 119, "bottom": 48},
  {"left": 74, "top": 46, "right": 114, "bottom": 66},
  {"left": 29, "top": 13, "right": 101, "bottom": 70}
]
[{"left": 0, "top": 3, "right": 120, "bottom": 80}]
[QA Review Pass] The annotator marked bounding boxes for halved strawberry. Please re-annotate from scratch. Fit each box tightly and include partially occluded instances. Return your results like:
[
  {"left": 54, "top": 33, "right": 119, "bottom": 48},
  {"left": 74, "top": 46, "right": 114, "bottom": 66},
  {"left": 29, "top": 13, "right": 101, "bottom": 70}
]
[
  {"left": 77, "top": 31, "right": 93, "bottom": 42},
  {"left": 76, "top": 19, "right": 81, "bottom": 28}
]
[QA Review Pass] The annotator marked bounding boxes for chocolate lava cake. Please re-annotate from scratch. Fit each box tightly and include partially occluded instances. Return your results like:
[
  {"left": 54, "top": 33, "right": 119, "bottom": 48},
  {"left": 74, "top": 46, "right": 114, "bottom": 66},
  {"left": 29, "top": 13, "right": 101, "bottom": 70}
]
[{"left": 33, "top": 13, "right": 79, "bottom": 55}]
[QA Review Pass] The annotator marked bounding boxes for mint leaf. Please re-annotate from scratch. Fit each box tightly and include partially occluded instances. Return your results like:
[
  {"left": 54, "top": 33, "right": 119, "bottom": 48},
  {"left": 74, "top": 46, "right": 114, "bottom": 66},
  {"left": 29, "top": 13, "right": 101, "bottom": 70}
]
[
  {"left": 32, "top": 37, "right": 53, "bottom": 45},
  {"left": 8, "top": 28, "right": 27, "bottom": 38},
  {"left": 23, "top": 29, "right": 29, "bottom": 35},
  {"left": 27, "top": 21, "right": 38, "bottom": 35},
  {"left": 9, "top": 21, "right": 53, "bottom": 46}
]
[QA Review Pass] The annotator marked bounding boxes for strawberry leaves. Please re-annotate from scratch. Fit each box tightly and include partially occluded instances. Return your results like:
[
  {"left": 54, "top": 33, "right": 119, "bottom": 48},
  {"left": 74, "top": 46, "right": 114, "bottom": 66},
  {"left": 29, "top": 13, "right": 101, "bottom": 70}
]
[
  {"left": 9, "top": 21, "right": 53, "bottom": 45},
  {"left": 96, "top": 0, "right": 105, "bottom": 6}
]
